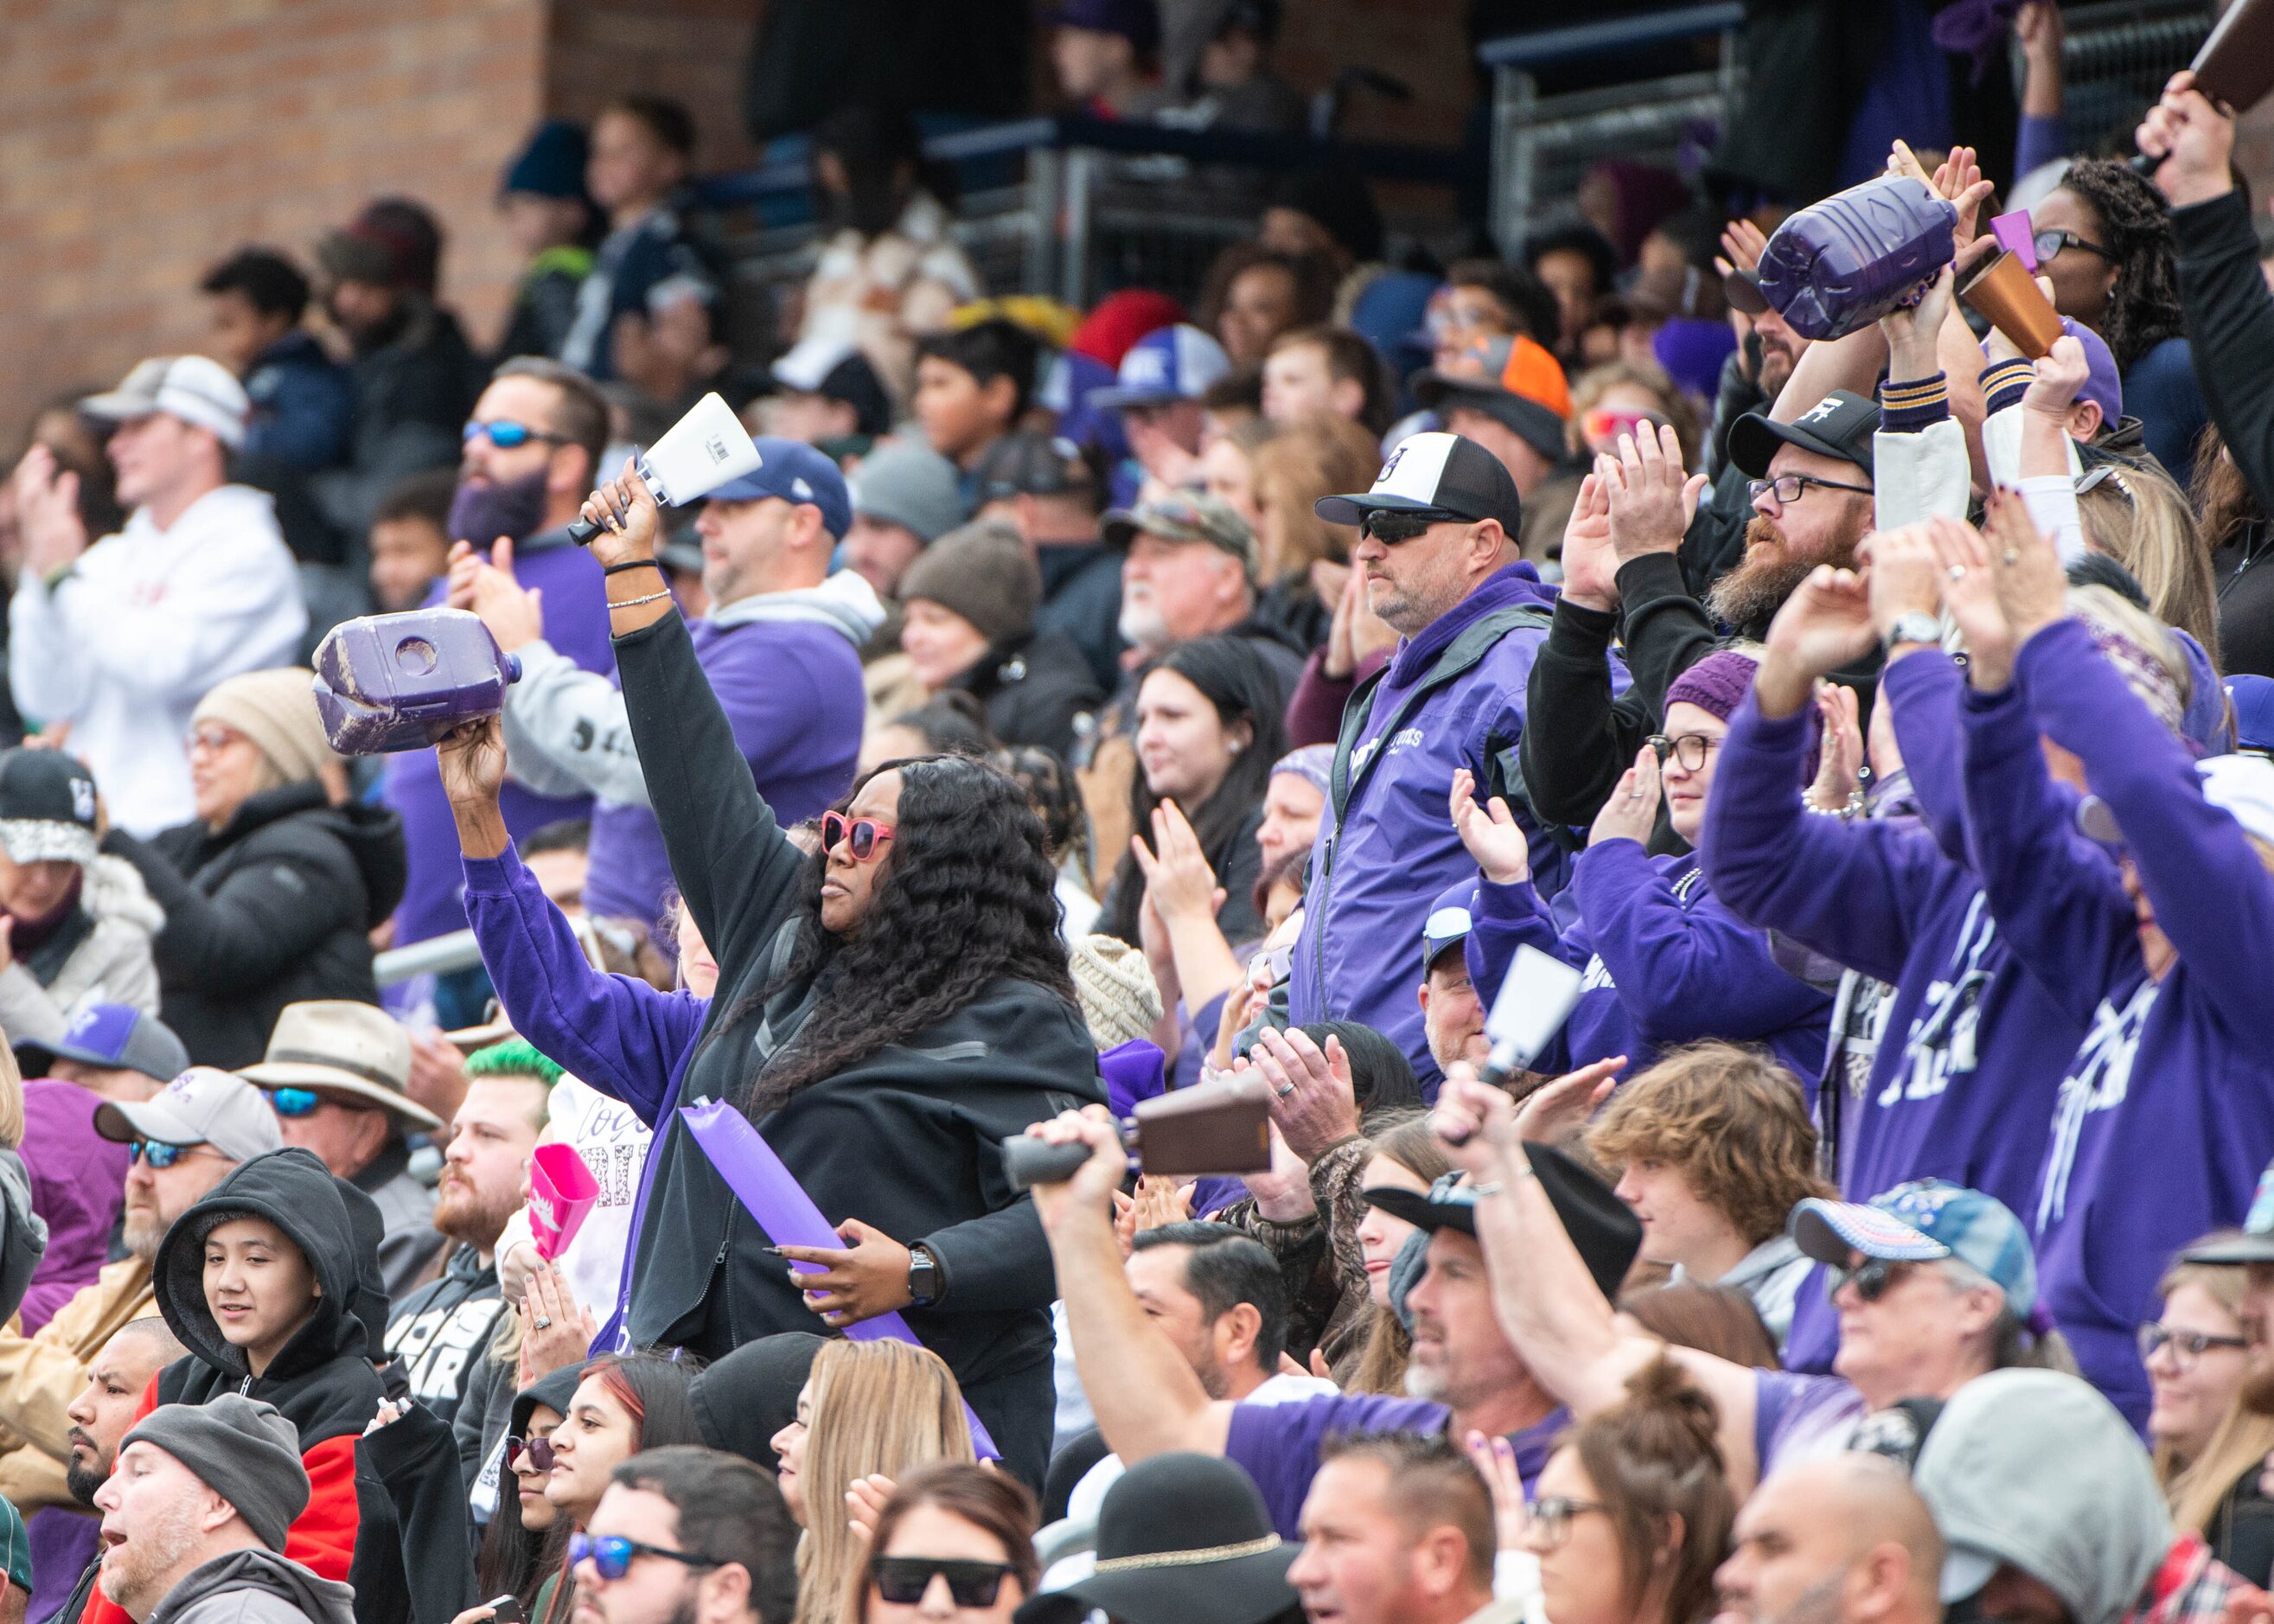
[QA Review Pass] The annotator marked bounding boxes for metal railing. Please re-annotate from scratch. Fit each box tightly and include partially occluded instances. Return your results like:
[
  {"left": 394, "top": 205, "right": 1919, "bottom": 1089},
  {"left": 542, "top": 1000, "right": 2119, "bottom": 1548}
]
[
  {"left": 1480, "top": 3, "right": 1745, "bottom": 259},
  {"left": 2050, "top": 0, "right": 2213, "bottom": 160},
  {"left": 690, "top": 115, "right": 1463, "bottom": 316}
]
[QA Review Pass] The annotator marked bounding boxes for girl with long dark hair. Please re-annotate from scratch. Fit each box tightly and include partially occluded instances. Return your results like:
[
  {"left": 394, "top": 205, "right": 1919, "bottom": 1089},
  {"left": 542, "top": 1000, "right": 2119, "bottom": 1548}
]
[
  {"left": 444, "top": 463, "right": 1102, "bottom": 1489},
  {"left": 1102, "top": 635, "right": 1289, "bottom": 946}
]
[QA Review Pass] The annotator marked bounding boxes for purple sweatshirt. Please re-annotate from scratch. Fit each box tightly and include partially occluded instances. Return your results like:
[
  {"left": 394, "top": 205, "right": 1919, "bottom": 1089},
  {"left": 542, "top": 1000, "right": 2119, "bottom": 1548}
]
[
  {"left": 385, "top": 531, "right": 616, "bottom": 944},
  {"left": 1699, "top": 694, "right": 2087, "bottom": 1222},
  {"left": 1961, "top": 620, "right": 2274, "bottom": 1427},
  {"left": 1290, "top": 564, "right": 1582, "bottom": 1088},
  {"left": 16, "top": 1079, "right": 126, "bottom": 1333},
  {"left": 584, "top": 615, "right": 866, "bottom": 928},
  {"left": 462, "top": 844, "right": 708, "bottom": 1348},
  {"left": 1464, "top": 845, "right": 1832, "bottom": 1090}
]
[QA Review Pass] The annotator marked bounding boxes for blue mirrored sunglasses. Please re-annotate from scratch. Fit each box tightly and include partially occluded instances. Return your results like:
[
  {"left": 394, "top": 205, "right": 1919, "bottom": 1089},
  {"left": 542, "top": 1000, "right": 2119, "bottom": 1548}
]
[
  {"left": 570, "top": 1533, "right": 716, "bottom": 1582},
  {"left": 462, "top": 419, "right": 565, "bottom": 451},
  {"left": 131, "top": 1140, "right": 194, "bottom": 1169},
  {"left": 269, "top": 1087, "right": 323, "bottom": 1119}
]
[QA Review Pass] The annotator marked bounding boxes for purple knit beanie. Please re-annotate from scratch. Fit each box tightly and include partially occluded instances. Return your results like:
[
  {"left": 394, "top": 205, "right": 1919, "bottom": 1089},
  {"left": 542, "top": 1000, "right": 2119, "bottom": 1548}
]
[{"left": 1664, "top": 649, "right": 1760, "bottom": 724}]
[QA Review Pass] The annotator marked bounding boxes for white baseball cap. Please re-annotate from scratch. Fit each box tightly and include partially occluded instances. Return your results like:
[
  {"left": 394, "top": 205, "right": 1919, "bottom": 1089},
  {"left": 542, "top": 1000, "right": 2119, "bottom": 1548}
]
[
  {"left": 2199, "top": 752, "right": 2274, "bottom": 847},
  {"left": 82, "top": 356, "right": 250, "bottom": 451}
]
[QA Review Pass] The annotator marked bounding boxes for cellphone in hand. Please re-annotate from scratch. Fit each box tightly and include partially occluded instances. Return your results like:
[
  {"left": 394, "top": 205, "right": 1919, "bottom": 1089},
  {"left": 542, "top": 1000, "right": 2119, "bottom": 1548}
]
[{"left": 488, "top": 1596, "right": 527, "bottom": 1624}]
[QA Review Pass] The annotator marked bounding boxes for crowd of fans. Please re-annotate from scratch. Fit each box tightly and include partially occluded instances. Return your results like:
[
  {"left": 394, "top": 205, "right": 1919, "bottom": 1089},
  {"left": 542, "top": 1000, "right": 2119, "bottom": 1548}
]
[{"left": 3, "top": 5, "right": 2274, "bottom": 1624}]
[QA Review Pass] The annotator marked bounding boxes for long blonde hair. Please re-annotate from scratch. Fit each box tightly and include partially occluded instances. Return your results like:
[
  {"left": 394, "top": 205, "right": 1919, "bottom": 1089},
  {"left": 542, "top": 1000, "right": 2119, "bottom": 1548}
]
[
  {"left": 1250, "top": 412, "right": 1382, "bottom": 585},
  {"left": 2156, "top": 1251, "right": 2274, "bottom": 1539},
  {"left": 795, "top": 1340, "right": 976, "bottom": 1624},
  {"left": 2077, "top": 458, "right": 2222, "bottom": 669},
  {"left": 0, "top": 1041, "right": 21, "bottom": 1148}
]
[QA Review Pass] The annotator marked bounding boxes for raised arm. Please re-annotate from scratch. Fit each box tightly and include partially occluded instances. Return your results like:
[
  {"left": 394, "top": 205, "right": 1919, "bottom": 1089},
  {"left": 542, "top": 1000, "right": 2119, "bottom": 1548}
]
[
  {"left": 1027, "top": 1109, "right": 1233, "bottom": 1462},
  {"left": 579, "top": 464, "right": 809, "bottom": 969}
]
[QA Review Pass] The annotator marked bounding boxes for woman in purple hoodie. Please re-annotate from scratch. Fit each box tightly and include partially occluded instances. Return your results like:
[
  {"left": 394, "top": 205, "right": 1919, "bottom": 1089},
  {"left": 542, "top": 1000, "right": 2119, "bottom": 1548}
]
[
  {"left": 1455, "top": 648, "right": 1831, "bottom": 1089},
  {"left": 1927, "top": 508, "right": 2274, "bottom": 1429}
]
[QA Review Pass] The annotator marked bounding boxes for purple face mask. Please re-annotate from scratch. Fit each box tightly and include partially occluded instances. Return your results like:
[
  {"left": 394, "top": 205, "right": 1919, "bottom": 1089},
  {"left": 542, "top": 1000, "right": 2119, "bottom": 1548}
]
[{"left": 447, "top": 468, "right": 551, "bottom": 547}]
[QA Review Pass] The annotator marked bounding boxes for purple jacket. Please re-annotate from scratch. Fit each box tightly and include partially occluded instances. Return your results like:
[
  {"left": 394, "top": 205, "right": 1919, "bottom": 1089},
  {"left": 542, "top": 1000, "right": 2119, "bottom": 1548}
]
[
  {"left": 584, "top": 613, "right": 866, "bottom": 930},
  {"left": 1961, "top": 620, "right": 2274, "bottom": 1427},
  {"left": 462, "top": 844, "right": 708, "bottom": 1349},
  {"left": 1465, "top": 843, "right": 1832, "bottom": 1089},
  {"left": 385, "top": 530, "right": 616, "bottom": 944},
  {"left": 1290, "top": 564, "right": 1587, "bottom": 1088},
  {"left": 16, "top": 1080, "right": 126, "bottom": 1333},
  {"left": 1700, "top": 694, "right": 2087, "bottom": 1221}
]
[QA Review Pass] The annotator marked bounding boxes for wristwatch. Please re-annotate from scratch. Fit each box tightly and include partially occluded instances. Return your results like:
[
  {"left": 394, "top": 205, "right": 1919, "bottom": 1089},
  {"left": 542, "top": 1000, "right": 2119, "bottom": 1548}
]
[
  {"left": 1884, "top": 611, "right": 1942, "bottom": 653},
  {"left": 907, "top": 1244, "right": 942, "bottom": 1308}
]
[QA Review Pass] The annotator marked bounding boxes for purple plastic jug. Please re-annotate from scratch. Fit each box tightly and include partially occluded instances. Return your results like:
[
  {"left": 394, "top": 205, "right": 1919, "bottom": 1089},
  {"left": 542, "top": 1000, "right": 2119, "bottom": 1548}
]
[
  {"left": 1756, "top": 175, "right": 1958, "bottom": 342},
  {"left": 310, "top": 609, "right": 522, "bottom": 755}
]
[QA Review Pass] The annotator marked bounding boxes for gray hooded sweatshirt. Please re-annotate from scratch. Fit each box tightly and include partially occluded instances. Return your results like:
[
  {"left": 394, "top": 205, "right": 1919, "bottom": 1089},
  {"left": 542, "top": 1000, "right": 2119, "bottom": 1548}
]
[
  {"left": 146, "top": 1547, "right": 356, "bottom": 1624},
  {"left": 1913, "top": 1369, "right": 2172, "bottom": 1624}
]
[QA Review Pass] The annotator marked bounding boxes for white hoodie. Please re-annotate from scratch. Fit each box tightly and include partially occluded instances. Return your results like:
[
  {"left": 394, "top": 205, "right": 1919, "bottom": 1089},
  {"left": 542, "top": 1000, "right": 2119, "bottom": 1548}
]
[{"left": 9, "top": 484, "right": 305, "bottom": 835}]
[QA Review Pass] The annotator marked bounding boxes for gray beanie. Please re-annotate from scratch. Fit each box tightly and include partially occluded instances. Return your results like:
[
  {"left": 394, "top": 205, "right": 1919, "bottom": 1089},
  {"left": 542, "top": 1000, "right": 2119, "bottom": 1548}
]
[
  {"left": 849, "top": 440, "right": 966, "bottom": 545},
  {"left": 121, "top": 1397, "right": 309, "bottom": 1551},
  {"left": 897, "top": 520, "right": 1040, "bottom": 649}
]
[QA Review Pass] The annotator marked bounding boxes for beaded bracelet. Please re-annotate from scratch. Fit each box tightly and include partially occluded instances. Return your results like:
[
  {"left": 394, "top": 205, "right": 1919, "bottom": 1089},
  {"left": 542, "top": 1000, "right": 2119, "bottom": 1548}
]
[{"left": 608, "top": 590, "right": 672, "bottom": 611}]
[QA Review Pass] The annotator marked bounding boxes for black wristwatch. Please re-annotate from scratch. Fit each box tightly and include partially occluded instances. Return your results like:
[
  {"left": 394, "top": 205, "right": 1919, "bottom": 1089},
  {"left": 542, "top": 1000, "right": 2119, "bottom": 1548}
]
[{"left": 907, "top": 1244, "right": 942, "bottom": 1307}]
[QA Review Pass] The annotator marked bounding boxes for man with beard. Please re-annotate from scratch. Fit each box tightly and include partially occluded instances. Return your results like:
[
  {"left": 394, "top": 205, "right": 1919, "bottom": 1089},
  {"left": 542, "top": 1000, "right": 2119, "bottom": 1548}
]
[
  {"left": 380, "top": 358, "right": 616, "bottom": 963},
  {"left": 92, "top": 1397, "right": 352, "bottom": 1624},
  {"left": 1714, "top": 1455, "right": 1946, "bottom": 1624},
  {"left": 1518, "top": 393, "right": 1878, "bottom": 835},
  {"left": 42, "top": 1320, "right": 188, "bottom": 1624},
  {"left": 382, "top": 1040, "right": 554, "bottom": 1428}
]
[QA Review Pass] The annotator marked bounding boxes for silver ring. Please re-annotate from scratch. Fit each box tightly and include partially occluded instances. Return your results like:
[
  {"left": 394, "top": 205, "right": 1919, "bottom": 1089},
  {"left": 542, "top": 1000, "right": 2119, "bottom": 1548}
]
[
  {"left": 1274, "top": 1083, "right": 1295, "bottom": 1098},
  {"left": 531, "top": 1316, "right": 552, "bottom": 1331},
  {"left": 1947, "top": 565, "right": 1967, "bottom": 581},
  {"left": 2002, "top": 549, "right": 2021, "bottom": 566}
]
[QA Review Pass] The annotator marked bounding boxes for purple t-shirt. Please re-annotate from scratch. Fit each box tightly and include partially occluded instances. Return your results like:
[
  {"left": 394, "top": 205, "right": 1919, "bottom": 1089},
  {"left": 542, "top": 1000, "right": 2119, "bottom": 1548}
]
[
  {"left": 1225, "top": 1392, "right": 1568, "bottom": 1539},
  {"left": 1753, "top": 1371, "right": 1868, "bottom": 1479}
]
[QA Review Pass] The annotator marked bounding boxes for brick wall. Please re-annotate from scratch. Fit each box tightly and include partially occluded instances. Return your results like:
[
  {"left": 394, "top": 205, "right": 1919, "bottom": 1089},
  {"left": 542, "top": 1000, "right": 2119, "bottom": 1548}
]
[{"left": 0, "top": 0, "right": 550, "bottom": 430}]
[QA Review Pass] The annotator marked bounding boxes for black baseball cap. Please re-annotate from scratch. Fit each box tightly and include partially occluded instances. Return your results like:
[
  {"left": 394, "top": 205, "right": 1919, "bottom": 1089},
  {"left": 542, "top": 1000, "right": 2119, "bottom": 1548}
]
[
  {"left": 1364, "top": 1143, "right": 1641, "bottom": 1302},
  {"left": 1728, "top": 389, "right": 1880, "bottom": 483},
  {"left": 1316, "top": 431, "right": 1523, "bottom": 533},
  {"left": 972, "top": 431, "right": 1101, "bottom": 507},
  {"left": 0, "top": 747, "right": 99, "bottom": 866}
]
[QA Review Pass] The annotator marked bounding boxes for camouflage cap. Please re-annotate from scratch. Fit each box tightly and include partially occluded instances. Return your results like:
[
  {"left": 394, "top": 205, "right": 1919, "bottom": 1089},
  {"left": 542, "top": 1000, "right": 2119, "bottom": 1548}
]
[{"left": 1101, "top": 491, "right": 1258, "bottom": 581}]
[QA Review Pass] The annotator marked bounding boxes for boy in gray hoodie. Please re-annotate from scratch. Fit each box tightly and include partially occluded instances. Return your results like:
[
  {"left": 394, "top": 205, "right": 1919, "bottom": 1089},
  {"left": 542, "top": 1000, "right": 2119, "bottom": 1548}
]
[{"left": 89, "top": 1395, "right": 353, "bottom": 1624}]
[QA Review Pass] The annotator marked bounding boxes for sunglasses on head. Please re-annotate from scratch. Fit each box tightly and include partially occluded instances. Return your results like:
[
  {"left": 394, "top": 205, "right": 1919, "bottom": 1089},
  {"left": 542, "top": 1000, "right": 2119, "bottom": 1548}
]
[
  {"left": 1359, "top": 507, "right": 1459, "bottom": 544},
  {"left": 821, "top": 810, "right": 896, "bottom": 861},
  {"left": 130, "top": 1140, "right": 198, "bottom": 1169},
  {"left": 869, "top": 1557, "right": 1013, "bottom": 1608},
  {"left": 1826, "top": 1256, "right": 1916, "bottom": 1305},
  {"left": 571, "top": 1533, "right": 718, "bottom": 1583},
  {"left": 463, "top": 419, "right": 567, "bottom": 451},
  {"left": 503, "top": 1435, "right": 557, "bottom": 1474}
]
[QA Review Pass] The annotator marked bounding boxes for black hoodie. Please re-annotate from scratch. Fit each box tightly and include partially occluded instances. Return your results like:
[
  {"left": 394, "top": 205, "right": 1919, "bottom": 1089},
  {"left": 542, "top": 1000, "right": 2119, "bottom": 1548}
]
[
  {"left": 146, "top": 1149, "right": 387, "bottom": 1597},
  {"left": 103, "top": 782, "right": 410, "bottom": 1068}
]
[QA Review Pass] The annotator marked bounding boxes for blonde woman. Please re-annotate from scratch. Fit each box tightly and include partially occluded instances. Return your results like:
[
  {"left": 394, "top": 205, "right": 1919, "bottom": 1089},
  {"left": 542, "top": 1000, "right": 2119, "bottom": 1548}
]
[
  {"left": 1249, "top": 412, "right": 1380, "bottom": 651},
  {"left": 2149, "top": 1245, "right": 2274, "bottom": 1583},
  {"left": 2075, "top": 457, "right": 2223, "bottom": 669},
  {"left": 770, "top": 1339, "right": 978, "bottom": 1624}
]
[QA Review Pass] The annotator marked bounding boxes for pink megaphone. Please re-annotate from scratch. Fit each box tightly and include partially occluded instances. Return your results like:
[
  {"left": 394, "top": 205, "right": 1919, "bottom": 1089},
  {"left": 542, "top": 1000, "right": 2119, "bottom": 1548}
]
[{"left": 528, "top": 1142, "right": 601, "bottom": 1262}]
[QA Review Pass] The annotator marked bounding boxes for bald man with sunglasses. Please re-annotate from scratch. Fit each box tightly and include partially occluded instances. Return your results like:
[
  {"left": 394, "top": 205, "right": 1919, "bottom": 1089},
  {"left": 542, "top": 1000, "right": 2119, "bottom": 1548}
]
[{"left": 0, "top": 1070, "right": 276, "bottom": 1540}]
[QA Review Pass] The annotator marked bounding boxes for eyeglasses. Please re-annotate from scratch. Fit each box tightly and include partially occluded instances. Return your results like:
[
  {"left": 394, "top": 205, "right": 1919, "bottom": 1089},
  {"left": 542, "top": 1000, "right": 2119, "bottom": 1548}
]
[
  {"left": 130, "top": 1140, "right": 203, "bottom": 1170},
  {"left": 1826, "top": 1256, "right": 1918, "bottom": 1305},
  {"left": 571, "top": 1533, "right": 719, "bottom": 1583},
  {"left": 1646, "top": 732, "right": 1721, "bottom": 771},
  {"left": 503, "top": 1435, "right": 558, "bottom": 1474},
  {"left": 1360, "top": 508, "right": 1459, "bottom": 544},
  {"left": 185, "top": 726, "right": 244, "bottom": 757},
  {"left": 869, "top": 1557, "right": 1014, "bottom": 1607},
  {"left": 1747, "top": 473, "right": 1873, "bottom": 507},
  {"left": 268, "top": 1088, "right": 325, "bottom": 1119},
  {"left": 463, "top": 419, "right": 568, "bottom": 451},
  {"left": 1524, "top": 1496, "right": 1612, "bottom": 1551},
  {"left": 821, "top": 810, "right": 896, "bottom": 862},
  {"left": 1581, "top": 406, "right": 1670, "bottom": 445},
  {"left": 2034, "top": 228, "right": 2116, "bottom": 265},
  {"left": 2138, "top": 1321, "right": 2250, "bottom": 1367}
]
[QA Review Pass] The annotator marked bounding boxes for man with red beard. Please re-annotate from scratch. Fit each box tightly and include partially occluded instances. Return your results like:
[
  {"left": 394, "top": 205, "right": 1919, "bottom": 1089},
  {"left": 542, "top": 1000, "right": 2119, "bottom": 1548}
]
[
  {"left": 380, "top": 1039, "right": 553, "bottom": 1428},
  {"left": 1712, "top": 392, "right": 1880, "bottom": 638}
]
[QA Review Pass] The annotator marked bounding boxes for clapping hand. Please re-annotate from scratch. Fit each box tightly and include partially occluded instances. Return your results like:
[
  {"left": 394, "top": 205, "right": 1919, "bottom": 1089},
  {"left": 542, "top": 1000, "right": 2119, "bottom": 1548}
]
[
  {"left": 1450, "top": 767, "right": 1530, "bottom": 885},
  {"left": 1758, "top": 566, "right": 1876, "bottom": 717},
  {"left": 1603, "top": 425, "right": 1708, "bottom": 565},
  {"left": 1588, "top": 745, "right": 1662, "bottom": 847},
  {"left": 1249, "top": 1026, "right": 1361, "bottom": 1164}
]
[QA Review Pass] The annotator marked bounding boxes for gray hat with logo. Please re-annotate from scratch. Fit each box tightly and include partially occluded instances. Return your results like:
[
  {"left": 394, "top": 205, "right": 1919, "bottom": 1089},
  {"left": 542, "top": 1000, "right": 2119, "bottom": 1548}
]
[
  {"left": 122, "top": 1397, "right": 310, "bottom": 1551},
  {"left": 93, "top": 1067, "right": 283, "bottom": 1162},
  {"left": 1101, "top": 492, "right": 1258, "bottom": 582}
]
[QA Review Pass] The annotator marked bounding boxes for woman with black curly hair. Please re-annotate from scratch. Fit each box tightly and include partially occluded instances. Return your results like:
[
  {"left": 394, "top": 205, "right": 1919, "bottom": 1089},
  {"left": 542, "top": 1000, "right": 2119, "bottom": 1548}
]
[
  {"left": 2030, "top": 157, "right": 2207, "bottom": 485},
  {"left": 441, "top": 461, "right": 1103, "bottom": 1489}
]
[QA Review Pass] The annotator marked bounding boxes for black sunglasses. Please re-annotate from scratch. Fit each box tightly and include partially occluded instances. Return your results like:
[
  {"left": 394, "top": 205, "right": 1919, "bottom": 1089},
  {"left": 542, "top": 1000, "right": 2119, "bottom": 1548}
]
[
  {"left": 870, "top": 1557, "right": 1013, "bottom": 1607},
  {"left": 1360, "top": 507, "right": 1460, "bottom": 543},
  {"left": 1826, "top": 1256, "right": 1915, "bottom": 1305}
]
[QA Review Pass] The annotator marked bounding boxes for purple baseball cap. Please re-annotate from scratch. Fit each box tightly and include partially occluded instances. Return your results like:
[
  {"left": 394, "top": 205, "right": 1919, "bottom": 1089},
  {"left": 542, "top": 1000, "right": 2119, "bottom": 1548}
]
[
  {"left": 2058, "top": 317, "right": 2123, "bottom": 431},
  {"left": 1046, "top": 0, "right": 1159, "bottom": 50}
]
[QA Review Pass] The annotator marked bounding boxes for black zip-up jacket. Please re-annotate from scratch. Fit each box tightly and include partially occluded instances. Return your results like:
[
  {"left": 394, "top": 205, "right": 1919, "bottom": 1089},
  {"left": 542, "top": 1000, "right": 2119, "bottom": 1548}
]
[
  {"left": 613, "top": 609, "right": 1104, "bottom": 1485},
  {"left": 949, "top": 630, "right": 1105, "bottom": 760},
  {"left": 103, "top": 783, "right": 407, "bottom": 1068},
  {"left": 2172, "top": 189, "right": 2274, "bottom": 676}
]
